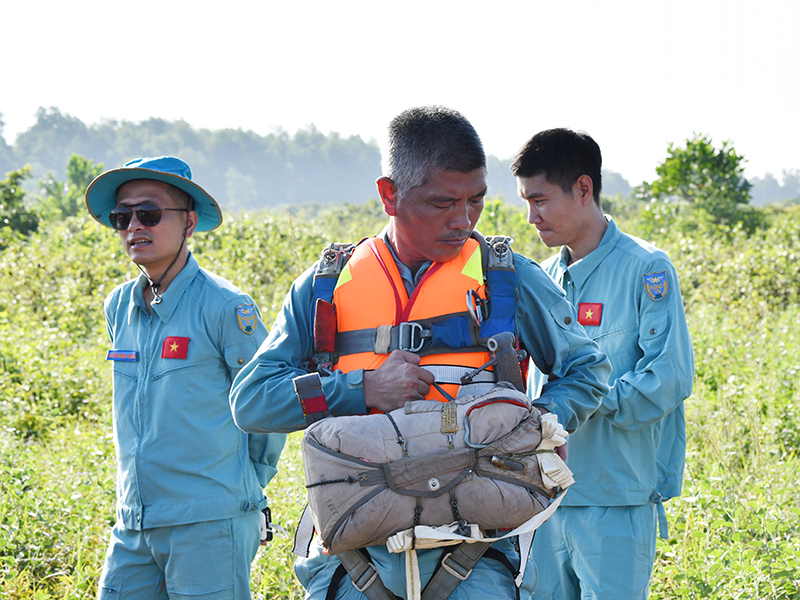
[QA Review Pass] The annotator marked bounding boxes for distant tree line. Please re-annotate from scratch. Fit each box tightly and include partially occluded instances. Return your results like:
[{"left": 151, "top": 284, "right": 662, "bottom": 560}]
[
  {"left": 0, "top": 108, "right": 382, "bottom": 210},
  {"left": 749, "top": 170, "right": 800, "bottom": 207},
  {"left": 1, "top": 108, "right": 639, "bottom": 211}
]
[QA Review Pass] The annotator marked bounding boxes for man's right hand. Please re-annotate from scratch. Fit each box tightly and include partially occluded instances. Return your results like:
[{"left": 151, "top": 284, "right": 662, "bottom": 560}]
[{"left": 363, "top": 350, "right": 434, "bottom": 413}]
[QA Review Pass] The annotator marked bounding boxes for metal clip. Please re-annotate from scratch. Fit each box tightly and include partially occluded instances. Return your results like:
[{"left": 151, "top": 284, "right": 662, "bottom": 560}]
[
  {"left": 466, "top": 289, "right": 488, "bottom": 327},
  {"left": 486, "top": 235, "right": 515, "bottom": 268},
  {"left": 351, "top": 561, "right": 380, "bottom": 593},
  {"left": 491, "top": 455, "right": 525, "bottom": 472},
  {"left": 318, "top": 243, "right": 355, "bottom": 276},
  {"left": 398, "top": 322, "right": 426, "bottom": 352}
]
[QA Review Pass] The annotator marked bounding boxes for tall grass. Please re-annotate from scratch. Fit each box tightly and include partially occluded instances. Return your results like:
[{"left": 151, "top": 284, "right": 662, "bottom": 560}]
[{"left": 1, "top": 201, "right": 798, "bottom": 598}]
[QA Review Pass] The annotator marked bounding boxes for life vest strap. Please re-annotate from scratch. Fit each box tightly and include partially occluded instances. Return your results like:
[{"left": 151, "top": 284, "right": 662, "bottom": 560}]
[
  {"left": 335, "top": 315, "right": 486, "bottom": 359},
  {"left": 337, "top": 321, "right": 433, "bottom": 356}
]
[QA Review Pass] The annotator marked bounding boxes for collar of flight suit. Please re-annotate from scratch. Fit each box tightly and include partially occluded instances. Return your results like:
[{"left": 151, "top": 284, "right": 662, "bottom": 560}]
[
  {"left": 127, "top": 253, "right": 200, "bottom": 324},
  {"left": 556, "top": 216, "right": 620, "bottom": 289}
]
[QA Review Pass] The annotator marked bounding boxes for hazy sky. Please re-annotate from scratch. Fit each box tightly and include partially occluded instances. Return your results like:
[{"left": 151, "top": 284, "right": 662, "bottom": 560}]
[{"left": 2, "top": 0, "right": 798, "bottom": 184}]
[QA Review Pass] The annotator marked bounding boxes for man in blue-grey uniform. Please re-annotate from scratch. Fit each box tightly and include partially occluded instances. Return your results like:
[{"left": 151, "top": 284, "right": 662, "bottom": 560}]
[
  {"left": 513, "top": 129, "right": 695, "bottom": 599},
  {"left": 230, "top": 106, "right": 611, "bottom": 599},
  {"left": 85, "top": 156, "right": 286, "bottom": 599}
]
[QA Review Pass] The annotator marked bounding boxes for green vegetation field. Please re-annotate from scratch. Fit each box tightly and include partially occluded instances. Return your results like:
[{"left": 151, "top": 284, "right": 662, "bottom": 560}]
[{"left": 1, "top": 199, "right": 798, "bottom": 599}]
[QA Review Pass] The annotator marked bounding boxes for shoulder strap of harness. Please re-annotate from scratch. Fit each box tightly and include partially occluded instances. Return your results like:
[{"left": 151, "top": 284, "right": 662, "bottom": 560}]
[
  {"left": 293, "top": 243, "right": 357, "bottom": 426},
  {"left": 312, "top": 241, "right": 357, "bottom": 324},
  {"left": 477, "top": 232, "right": 516, "bottom": 340},
  {"left": 310, "top": 241, "right": 357, "bottom": 369}
]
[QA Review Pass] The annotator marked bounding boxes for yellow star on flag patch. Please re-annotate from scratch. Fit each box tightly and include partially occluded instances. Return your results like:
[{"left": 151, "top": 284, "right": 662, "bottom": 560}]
[
  {"left": 162, "top": 336, "right": 189, "bottom": 359},
  {"left": 578, "top": 303, "right": 602, "bottom": 326}
]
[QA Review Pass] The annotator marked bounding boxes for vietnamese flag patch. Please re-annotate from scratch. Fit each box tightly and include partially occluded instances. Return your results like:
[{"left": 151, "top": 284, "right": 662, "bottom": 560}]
[
  {"left": 162, "top": 336, "right": 189, "bottom": 359},
  {"left": 578, "top": 303, "right": 602, "bottom": 326}
]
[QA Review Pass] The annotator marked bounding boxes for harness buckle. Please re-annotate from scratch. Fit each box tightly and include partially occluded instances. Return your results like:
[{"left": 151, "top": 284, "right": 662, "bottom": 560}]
[
  {"left": 440, "top": 551, "right": 473, "bottom": 581},
  {"left": 486, "top": 235, "right": 515, "bottom": 268},
  {"left": 319, "top": 243, "right": 356, "bottom": 276},
  {"left": 398, "top": 322, "right": 426, "bottom": 353},
  {"left": 351, "top": 560, "right": 380, "bottom": 593}
]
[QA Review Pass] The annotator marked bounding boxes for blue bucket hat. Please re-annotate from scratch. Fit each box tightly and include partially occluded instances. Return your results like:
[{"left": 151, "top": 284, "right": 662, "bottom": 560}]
[{"left": 84, "top": 156, "right": 222, "bottom": 231}]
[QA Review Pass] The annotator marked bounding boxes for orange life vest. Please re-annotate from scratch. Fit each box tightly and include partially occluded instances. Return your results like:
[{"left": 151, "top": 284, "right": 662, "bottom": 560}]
[{"left": 332, "top": 237, "right": 493, "bottom": 402}]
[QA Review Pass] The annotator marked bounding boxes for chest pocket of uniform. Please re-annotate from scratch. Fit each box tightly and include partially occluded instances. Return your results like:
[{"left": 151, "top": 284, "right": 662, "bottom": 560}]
[
  {"left": 112, "top": 362, "right": 138, "bottom": 388},
  {"left": 111, "top": 362, "right": 138, "bottom": 400},
  {"left": 112, "top": 360, "right": 138, "bottom": 378},
  {"left": 152, "top": 359, "right": 218, "bottom": 380}
]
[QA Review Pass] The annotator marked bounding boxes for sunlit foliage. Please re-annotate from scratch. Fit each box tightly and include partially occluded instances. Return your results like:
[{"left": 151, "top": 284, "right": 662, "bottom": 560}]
[{"left": 1, "top": 201, "right": 798, "bottom": 598}]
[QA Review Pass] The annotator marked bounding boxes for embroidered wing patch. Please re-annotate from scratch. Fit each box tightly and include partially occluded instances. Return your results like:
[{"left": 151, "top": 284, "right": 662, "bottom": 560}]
[
  {"left": 643, "top": 271, "right": 669, "bottom": 301},
  {"left": 236, "top": 303, "right": 257, "bottom": 334}
]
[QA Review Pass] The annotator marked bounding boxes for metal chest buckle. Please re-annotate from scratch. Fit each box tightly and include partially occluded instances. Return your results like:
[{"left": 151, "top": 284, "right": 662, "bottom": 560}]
[{"left": 398, "top": 322, "right": 426, "bottom": 352}]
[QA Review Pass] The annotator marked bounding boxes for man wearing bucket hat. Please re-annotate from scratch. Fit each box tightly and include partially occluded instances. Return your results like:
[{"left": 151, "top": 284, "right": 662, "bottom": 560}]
[{"left": 86, "top": 156, "right": 286, "bottom": 599}]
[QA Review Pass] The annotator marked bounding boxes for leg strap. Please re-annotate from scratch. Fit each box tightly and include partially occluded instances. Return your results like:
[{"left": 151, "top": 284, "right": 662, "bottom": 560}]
[
  {"left": 482, "top": 548, "right": 521, "bottom": 600},
  {"left": 326, "top": 564, "right": 349, "bottom": 600},
  {"left": 420, "top": 541, "right": 492, "bottom": 600},
  {"left": 332, "top": 542, "right": 515, "bottom": 600},
  {"left": 335, "top": 549, "right": 398, "bottom": 600}
]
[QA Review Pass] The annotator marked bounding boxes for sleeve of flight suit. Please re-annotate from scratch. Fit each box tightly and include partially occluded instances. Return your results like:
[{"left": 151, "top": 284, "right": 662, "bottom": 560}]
[
  {"left": 593, "top": 256, "right": 694, "bottom": 431},
  {"left": 219, "top": 293, "right": 287, "bottom": 485},
  {"left": 513, "top": 254, "right": 611, "bottom": 432},
  {"left": 230, "top": 262, "right": 369, "bottom": 435}
]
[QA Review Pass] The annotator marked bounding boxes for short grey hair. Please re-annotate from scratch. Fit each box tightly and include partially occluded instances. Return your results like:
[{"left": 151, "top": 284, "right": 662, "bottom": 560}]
[{"left": 382, "top": 106, "right": 486, "bottom": 200}]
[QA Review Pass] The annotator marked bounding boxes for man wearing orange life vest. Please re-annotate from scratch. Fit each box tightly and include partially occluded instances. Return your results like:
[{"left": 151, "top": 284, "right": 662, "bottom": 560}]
[{"left": 230, "top": 106, "right": 611, "bottom": 599}]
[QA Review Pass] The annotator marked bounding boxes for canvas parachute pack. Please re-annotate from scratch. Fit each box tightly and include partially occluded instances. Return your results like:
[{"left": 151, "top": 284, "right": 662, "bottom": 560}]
[{"left": 293, "top": 233, "right": 574, "bottom": 600}]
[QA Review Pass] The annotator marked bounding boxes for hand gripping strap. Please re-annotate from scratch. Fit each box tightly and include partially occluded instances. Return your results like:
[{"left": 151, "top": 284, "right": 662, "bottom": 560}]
[{"left": 293, "top": 373, "right": 329, "bottom": 425}]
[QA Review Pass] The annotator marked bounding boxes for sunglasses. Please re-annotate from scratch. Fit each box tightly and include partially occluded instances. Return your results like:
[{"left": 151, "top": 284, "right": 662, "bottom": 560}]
[{"left": 108, "top": 203, "right": 189, "bottom": 230}]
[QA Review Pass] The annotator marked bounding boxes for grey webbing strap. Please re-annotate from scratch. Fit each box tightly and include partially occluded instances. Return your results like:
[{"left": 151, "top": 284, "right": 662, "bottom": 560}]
[
  {"left": 424, "top": 365, "right": 495, "bottom": 385},
  {"left": 337, "top": 322, "right": 432, "bottom": 355},
  {"left": 421, "top": 541, "right": 493, "bottom": 600},
  {"left": 487, "top": 331, "right": 524, "bottom": 392},
  {"left": 292, "top": 504, "right": 316, "bottom": 557},
  {"left": 337, "top": 550, "right": 396, "bottom": 600}
]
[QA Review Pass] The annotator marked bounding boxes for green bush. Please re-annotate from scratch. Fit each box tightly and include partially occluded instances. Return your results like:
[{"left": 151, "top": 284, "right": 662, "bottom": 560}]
[{"left": 1, "top": 201, "right": 798, "bottom": 598}]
